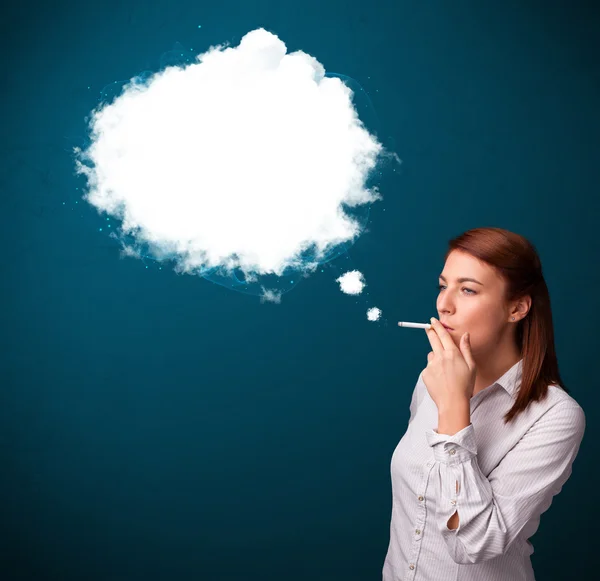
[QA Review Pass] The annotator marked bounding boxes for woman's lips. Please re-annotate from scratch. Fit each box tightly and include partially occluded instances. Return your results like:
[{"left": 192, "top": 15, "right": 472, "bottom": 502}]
[{"left": 442, "top": 324, "right": 454, "bottom": 331}]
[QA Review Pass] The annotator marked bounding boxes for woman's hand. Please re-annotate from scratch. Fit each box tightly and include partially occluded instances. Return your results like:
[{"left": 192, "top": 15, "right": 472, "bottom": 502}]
[{"left": 422, "top": 317, "right": 477, "bottom": 410}]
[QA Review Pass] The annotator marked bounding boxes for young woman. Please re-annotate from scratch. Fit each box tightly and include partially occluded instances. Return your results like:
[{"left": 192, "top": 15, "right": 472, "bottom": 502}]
[{"left": 382, "top": 227, "right": 586, "bottom": 581}]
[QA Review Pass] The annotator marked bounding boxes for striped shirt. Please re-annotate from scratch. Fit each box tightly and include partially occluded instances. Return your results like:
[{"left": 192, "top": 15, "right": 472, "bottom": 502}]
[{"left": 382, "top": 358, "right": 586, "bottom": 581}]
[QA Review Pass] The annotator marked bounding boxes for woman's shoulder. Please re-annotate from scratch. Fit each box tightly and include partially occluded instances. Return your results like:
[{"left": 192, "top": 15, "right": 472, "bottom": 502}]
[
  {"left": 521, "top": 385, "right": 586, "bottom": 442},
  {"left": 547, "top": 383, "right": 584, "bottom": 412},
  {"left": 545, "top": 385, "right": 585, "bottom": 430}
]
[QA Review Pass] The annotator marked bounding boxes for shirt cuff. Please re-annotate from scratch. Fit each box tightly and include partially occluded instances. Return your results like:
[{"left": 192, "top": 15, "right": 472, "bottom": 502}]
[{"left": 425, "top": 423, "right": 478, "bottom": 464}]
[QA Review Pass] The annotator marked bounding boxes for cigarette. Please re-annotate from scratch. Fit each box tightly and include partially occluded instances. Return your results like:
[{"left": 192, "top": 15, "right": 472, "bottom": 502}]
[{"left": 397, "top": 321, "right": 432, "bottom": 329}]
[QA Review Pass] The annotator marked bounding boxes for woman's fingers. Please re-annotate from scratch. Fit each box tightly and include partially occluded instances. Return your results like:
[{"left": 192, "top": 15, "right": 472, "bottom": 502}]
[
  {"left": 425, "top": 326, "right": 443, "bottom": 355},
  {"left": 429, "top": 318, "right": 456, "bottom": 351}
]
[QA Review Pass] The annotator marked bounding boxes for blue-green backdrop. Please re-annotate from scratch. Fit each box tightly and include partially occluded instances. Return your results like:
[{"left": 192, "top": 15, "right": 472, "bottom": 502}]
[{"left": 1, "top": 1, "right": 598, "bottom": 579}]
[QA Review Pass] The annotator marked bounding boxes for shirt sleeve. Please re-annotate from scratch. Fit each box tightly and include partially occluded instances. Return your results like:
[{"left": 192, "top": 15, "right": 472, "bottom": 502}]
[{"left": 425, "top": 401, "right": 586, "bottom": 564}]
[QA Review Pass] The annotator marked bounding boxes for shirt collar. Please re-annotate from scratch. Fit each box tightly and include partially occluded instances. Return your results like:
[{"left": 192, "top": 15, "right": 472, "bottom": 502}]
[{"left": 492, "top": 358, "right": 524, "bottom": 398}]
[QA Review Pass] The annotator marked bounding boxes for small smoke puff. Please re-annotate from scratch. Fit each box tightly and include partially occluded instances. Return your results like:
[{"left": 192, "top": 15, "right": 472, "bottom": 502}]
[
  {"left": 336, "top": 270, "right": 366, "bottom": 295},
  {"left": 367, "top": 307, "right": 381, "bottom": 321},
  {"left": 260, "top": 288, "right": 283, "bottom": 304}
]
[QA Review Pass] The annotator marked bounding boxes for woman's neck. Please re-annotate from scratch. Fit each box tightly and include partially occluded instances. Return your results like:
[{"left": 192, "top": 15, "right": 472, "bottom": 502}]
[{"left": 472, "top": 344, "right": 522, "bottom": 397}]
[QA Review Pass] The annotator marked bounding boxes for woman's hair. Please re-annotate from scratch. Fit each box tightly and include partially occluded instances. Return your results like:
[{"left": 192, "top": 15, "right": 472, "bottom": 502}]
[{"left": 445, "top": 227, "right": 569, "bottom": 424}]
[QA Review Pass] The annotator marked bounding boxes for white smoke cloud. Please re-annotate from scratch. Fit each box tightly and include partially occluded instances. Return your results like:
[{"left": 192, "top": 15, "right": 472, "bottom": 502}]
[{"left": 74, "top": 28, "right": 392, "bottom": 291}]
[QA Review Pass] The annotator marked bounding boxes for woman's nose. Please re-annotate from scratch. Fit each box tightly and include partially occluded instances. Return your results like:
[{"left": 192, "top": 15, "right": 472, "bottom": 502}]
[
  {"left": 437, "top": 296, "right": 453, "bottom": 313},
  {"left": 437, "top": 293, "right": 451, "bottom": 307}
]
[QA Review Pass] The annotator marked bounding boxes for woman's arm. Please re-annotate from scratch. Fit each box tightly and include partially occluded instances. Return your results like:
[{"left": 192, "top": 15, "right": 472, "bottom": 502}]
[{"left": 425, "top": 401, "right": 585, "bottom": 564}]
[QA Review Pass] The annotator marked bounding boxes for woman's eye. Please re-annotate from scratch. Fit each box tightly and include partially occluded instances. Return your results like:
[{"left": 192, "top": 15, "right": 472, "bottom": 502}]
[{"left": 437, "top": 284, "right": 476, "bottom": 295}]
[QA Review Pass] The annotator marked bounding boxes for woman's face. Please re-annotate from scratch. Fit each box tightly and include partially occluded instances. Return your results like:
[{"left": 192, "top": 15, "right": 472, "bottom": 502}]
[{"left": 436, "top": 250, "right": 511, "bottom": 357}]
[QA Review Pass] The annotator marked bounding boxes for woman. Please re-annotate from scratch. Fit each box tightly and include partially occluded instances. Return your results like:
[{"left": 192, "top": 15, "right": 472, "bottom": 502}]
[{"left": 382, "top": 227, "right": 586, "bottom": 581}]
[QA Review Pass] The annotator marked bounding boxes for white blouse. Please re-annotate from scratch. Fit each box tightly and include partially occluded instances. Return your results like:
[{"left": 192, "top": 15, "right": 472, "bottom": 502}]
[{"left": 382, "top": 358, "right": 586, "bottom": 581}]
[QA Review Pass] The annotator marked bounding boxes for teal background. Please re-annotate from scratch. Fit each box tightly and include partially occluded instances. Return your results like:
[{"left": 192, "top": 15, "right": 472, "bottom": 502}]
[{"left": 1, "top": 1, "right": 598, "bottom": 580}]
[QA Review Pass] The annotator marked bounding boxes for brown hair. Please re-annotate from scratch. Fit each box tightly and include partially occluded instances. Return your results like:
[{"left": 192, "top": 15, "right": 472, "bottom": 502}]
[{"left": 445, "top": 227, "right": 569, "bottom": 424}]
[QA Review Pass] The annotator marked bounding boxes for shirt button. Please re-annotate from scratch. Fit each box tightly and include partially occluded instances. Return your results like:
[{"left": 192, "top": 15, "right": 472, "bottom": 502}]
[
  {"left": 409, "top": 564, "right": 415, "bottom": 570},
  {"left": 415, "top": 529, "right": 421, "bottom": 535},
  {"left": 450, "top": 499, "right": 456, "bottom": 505},
  {"left": 418, "top": 495, "right": 424, "bottom": 501},
  {"left": 449, "top": 449, "right": 456, "bottom": 455},
  {"left": 426, "top": 462, "right": 432, "bottom": 467}
]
